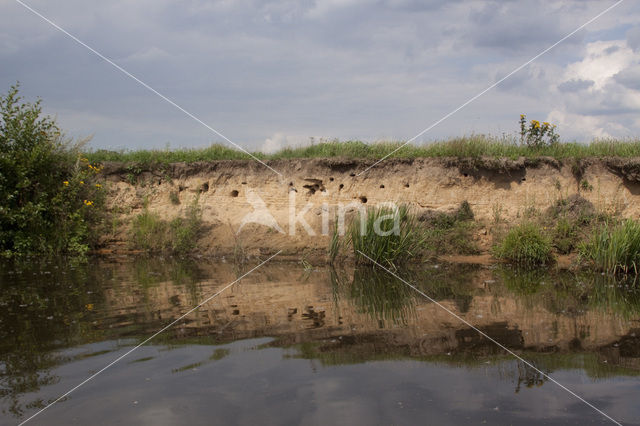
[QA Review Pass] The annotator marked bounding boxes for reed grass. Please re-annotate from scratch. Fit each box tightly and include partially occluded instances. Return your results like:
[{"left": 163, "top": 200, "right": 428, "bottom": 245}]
[
  {"left": 579, "top": 220, "right": 640, "bottom": 274},
  {"left": 346, "top": 205, "right": 424, "bottom": 268}
]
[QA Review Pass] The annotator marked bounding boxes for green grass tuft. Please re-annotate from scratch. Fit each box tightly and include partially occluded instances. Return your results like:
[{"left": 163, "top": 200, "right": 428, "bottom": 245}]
[
  {"left": 346, "top": 205, "right": 424, "bottom": 269},
  {"left": 579, "top": 219, "right": 640, "bottom": 274},
  {"left": 494, "top": 222, "right": 553, "bottom": 265}
]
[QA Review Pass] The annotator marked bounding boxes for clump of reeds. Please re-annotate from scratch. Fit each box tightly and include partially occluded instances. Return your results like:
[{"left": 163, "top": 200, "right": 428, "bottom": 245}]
[
  {"left": 332, "top": 204, "right": 424, "bottom": 268},
  {"left": 579, "top": 219, "right": 640, "bottom": 274}
]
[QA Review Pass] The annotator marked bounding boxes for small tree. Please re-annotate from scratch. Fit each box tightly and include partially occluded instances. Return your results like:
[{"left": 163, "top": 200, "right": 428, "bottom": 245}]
[{"left": 0, "top": 84, "right": 104, "bottom": 256}]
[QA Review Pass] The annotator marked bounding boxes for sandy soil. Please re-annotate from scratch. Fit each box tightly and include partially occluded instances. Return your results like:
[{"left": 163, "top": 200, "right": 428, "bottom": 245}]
[{"left": 98, "top": 156, "right": 640, "bottom": 262}]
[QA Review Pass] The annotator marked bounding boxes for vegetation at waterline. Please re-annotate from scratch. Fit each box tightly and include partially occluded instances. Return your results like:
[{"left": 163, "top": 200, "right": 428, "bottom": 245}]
[
  {"left": 129, "top": 200, "right": 203, "bottom": 255},
  {"left": 580, "top": 220, "right": 640, "bottom": 274},
  {"left": 341, "top": 205, "right": 425, "bottom": 268},
  {"left": 330, "top": 202, "right": 480, "bottom": 268},
  {"left": 329, "top": 190, "right": 640, "bottom": 274},
  {"left": 0, "top": 85, "right": 106, "bottom": 257},
  {"left": 493, "top": 222, "right": 554, "bottom": 266}
]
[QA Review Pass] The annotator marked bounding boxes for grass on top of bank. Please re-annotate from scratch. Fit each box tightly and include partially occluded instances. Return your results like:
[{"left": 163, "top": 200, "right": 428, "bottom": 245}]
[{"left": 84, "top": 137, "right": 640, "bottom": 165}]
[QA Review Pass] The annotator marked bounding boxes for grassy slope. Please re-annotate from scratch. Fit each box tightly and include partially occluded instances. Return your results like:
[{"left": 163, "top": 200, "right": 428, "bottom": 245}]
[{"left": 85, "top": 136, "right": 640, "bottom": 165}]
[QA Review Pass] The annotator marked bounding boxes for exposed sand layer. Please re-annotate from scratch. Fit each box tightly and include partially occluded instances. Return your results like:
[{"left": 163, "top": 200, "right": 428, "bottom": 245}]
[{"left": 98, "top": 157, "right": 640, "bottom": 260}]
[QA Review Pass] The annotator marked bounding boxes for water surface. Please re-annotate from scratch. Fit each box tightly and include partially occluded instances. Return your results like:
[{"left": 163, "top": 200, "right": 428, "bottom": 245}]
[{"left": 1, "top": 258, "right": 640, "bottom": 425}]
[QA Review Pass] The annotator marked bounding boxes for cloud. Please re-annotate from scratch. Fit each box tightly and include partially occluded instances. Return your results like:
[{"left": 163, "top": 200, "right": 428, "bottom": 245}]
[
  {"left": 261, "top": 132, "right": 310, "bottom": 153},
  {"left": 557, "top": 78, "right": 595, "bottom": 93},
  {"left": 1, "top": 0, "right": 640, "bottom": 149},
  {"left": 627, "top": 25, "right": 640, "bottom": 52},
  {"left": 613, "top": 65, "right": 640, "bottom": 91},
  {"left": 545, "top": 38, "right": 640, "bottom": 139},
  {"left": 562, "top": 40, "right": 633, "bottom": 90}
]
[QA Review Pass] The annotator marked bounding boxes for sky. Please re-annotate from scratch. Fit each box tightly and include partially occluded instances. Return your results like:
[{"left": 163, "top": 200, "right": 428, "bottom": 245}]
[{"left": 1, "top": 0, "right": 639, "bottom": 153}]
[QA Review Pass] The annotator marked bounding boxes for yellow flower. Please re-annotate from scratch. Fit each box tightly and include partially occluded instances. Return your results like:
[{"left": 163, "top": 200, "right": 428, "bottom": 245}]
[
  {"left": 63, "top": 181, "right": 69, "bottom": 186},
  {"left": 86, "top": 303, "right": 94, "bottom": 311},
  {"left": 543, "top": 122, "right": 550, "bottom": 127},
  {"left": 95, "top": 183, "right": 102, "bottom": 189},
  {"left": 79, "top": 181, "right": 84, "bottom": 185},
  {"left": 83, "top": 200, "right": 93, "bottom": 206},
  {"left": 520, "top": 114, "right": 525, "bottom": 119}
]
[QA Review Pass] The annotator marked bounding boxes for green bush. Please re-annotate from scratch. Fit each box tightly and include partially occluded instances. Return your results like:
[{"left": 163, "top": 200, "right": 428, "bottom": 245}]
[
  {"left": 494, "top": 223, "right": 553, "bottom": 265},
  {"left": 0, "top": 84, "right": 105, "bottom": 257},
  {"left": 580, "top": 220, "right": 640, "bottom": 274}
]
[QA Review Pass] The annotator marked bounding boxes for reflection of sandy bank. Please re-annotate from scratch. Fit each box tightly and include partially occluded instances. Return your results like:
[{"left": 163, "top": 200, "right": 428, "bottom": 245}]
[{"left": 96, "top": 261, "right": 640, "bottom": 369}]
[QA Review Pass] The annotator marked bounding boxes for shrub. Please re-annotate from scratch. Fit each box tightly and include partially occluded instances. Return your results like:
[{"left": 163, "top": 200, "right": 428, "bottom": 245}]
[
  {"left": 494, "top": 223, "right": 553, "bottom": 265},
  {"left": 519, "top": 114, "right": 559, "bottom": 148},
  {"left": 0, "top": 84, "right": 105, "bottom": 257},
  {"left": 579, "top": 219, "right": 640, "bottom": 274}
]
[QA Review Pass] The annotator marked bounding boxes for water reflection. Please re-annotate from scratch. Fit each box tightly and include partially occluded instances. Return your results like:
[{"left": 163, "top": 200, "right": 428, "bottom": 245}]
[
  {"left": 330, "top": 267, "right": 416, "bottom": 326},
  {"left": 1, "top": 258, "right": 640, "bottom": 423},
  {"left": 497, "top": 265, "right": 640, "bottom": 318}
]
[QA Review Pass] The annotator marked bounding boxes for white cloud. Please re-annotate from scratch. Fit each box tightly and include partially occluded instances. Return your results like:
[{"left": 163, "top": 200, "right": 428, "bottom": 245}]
[
  {"left": 261, "top": 132, "right": 311, "bottom": 153},
  {"left": 546, "top": 38, "right": 640, "bottom": 140},
  {"left": 562, "top": 40, "right": 633, "bottom": 90}
]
